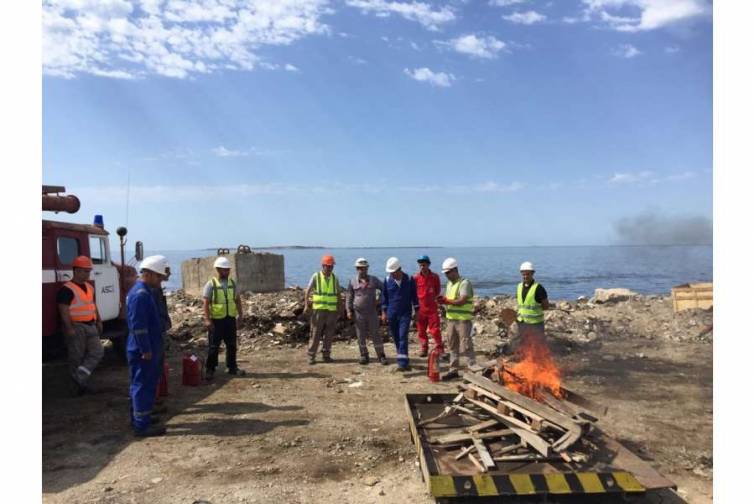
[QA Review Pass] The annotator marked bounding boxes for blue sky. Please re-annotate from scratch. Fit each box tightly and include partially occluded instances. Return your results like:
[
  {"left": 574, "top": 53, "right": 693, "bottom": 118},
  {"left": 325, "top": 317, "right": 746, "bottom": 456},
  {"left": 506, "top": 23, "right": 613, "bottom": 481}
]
[{"left": 42, "top": 0, "right": 712, "bottom": 249}]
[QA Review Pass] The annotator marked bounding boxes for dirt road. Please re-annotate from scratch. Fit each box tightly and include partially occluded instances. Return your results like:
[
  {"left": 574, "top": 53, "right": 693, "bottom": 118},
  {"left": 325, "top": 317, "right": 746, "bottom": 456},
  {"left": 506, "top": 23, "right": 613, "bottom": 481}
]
[{"left": 42, "top": 294, "right": 712, "bottom": 503}]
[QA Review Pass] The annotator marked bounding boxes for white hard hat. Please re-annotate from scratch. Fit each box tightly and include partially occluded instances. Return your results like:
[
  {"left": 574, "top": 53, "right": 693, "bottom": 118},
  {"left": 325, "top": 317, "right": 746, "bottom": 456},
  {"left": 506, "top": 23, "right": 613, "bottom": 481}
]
[
  {"left": 140, "top": 255, "right": 169, "bottom": 276},
  {"left": 214, "top": 257, "right": 232, "bottom": 269},
  {"left": 442, "top": 257, "right": 458, "bottom": 273},
  {"left": 385, "top": 257, "right": 401, "bottom": 273},
  {"left": 520, "top": 261, "right": 535, "bottom": 272},
  {"left": 355, "top": 257, "right": 369, "bottom": 268}
]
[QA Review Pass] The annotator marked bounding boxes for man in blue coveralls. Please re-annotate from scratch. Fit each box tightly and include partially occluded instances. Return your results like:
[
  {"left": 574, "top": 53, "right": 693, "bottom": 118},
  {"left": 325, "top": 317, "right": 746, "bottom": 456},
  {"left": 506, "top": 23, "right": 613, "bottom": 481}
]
[
  {"left": 381, "top": 257, "right": 418, "bottom": 371},
  {"left": 126, "top": 255, "right": 169, "bottom": 437}
]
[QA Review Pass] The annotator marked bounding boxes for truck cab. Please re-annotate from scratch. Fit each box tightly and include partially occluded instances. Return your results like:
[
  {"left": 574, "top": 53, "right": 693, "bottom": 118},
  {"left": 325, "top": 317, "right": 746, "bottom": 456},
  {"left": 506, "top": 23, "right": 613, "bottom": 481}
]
[{"left": 42, "top": 186, "right": 138, "bottom": 360}]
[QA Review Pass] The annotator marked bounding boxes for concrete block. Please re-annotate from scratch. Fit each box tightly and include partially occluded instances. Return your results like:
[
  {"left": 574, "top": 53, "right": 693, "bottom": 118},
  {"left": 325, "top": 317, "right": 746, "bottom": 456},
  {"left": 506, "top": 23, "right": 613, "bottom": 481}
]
[{"left": 181, "top": 252, "right": 285, "bottom": 296}]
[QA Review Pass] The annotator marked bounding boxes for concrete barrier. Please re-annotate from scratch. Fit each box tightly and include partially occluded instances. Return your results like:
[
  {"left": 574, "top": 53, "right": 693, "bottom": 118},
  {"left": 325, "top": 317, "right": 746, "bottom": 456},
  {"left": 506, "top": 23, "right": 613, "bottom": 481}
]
[{"left": 181, "top": 252, "right": 285, "bottom": 296}]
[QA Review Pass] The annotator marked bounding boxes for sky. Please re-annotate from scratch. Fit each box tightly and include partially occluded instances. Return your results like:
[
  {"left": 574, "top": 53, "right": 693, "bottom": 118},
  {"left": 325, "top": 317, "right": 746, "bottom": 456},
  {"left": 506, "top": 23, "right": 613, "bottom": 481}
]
[{"left": 41, "top": 0, "right": 713, "bottom": 249}]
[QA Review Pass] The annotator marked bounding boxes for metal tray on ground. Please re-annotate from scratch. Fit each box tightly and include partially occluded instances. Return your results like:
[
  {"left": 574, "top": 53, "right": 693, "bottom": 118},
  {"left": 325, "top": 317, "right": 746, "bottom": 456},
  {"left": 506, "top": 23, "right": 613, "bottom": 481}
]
[{"left": 405, "top": 393, "right": 677, "bottom": 502}]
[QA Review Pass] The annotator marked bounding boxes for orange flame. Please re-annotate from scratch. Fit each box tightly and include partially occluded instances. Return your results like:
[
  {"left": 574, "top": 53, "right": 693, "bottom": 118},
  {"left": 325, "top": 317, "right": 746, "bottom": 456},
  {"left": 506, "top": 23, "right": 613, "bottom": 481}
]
[{"left": 501, "top": 332, "right": 564, "bottom": 400}]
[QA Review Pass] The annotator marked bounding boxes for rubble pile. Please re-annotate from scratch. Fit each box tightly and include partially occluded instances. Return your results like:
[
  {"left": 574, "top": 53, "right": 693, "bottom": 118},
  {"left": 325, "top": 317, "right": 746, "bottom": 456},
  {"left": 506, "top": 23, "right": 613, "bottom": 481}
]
[{"left": 165, "top": 287, "right": 713, "bottom": 354}]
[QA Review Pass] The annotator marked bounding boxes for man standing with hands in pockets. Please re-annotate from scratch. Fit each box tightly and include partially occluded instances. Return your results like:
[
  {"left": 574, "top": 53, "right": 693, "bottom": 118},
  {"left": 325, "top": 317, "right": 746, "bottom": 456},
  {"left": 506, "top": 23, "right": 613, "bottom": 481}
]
[{"left": 202, "top": 257, "right": 245, "bottom": 379}]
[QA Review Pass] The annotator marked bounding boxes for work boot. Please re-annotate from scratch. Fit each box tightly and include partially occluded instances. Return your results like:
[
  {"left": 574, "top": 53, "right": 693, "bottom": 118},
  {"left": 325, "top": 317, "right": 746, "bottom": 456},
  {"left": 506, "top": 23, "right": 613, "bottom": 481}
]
[
  {"left": 205, "top": 369, "right": 215, "bottom": 381},
  {"left": 359, "top": 354, "right": 369, "bottom": 365},
  {"left": 378, "top": 354, "right": 389, "bottom": 366},
  {"left": 228, "top": 368, "right": 246, "bottom": 376},
  {"left": 322, "top": 354, "right": 333, "bottom": 363},
  {"left": 134, "top": 425, "right": 167, "bottom": 438},
  {"left": 441, "top": 370, "right": 460, "bottom": 381},
  {"left": 308, "top": 356, "right": 316, "bottom": 365},
  {"left": 419, "top": 348, "right": 428, "bottom": 358}
]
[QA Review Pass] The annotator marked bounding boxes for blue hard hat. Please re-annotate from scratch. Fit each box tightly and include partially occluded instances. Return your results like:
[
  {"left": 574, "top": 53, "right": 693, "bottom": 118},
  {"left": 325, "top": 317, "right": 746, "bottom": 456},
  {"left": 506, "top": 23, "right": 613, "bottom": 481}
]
[{"left": 417, "top": 255, "right": 431, "bottom": 264}]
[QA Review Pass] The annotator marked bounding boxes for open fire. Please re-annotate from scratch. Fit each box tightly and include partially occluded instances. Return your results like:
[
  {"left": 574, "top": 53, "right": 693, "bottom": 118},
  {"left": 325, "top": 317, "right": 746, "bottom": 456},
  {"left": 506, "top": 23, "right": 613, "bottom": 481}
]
[{"left": 499, "top": 331, "right": 564, "bottom": 401}]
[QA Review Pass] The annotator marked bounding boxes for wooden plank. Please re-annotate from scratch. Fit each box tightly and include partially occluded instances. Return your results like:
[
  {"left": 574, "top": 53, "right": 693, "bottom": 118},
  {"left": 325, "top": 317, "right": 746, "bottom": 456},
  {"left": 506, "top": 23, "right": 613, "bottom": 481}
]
[
  {"left": 472, "top": 439, "right": 496, "bottom": 469},
  {"left": 429, "top": 428, "right": 514, "bottom": 445},
  {"left": 451, "top": 404, "right": 485, "bottom": 418},
  {"left": 468, "top": 384, "right": 547, "bottom": 424},
  {"left": 466, "top": 419, "right": 500, "bottom": 433},
  {"left": 464, "top": 397, "right": 551, "bottom": 456},
  {"left": 454, "top": 444, "right": 475, "bottom": 461},
  {"left": 464, "top": 373, "right": 584, "bottom": 451},
  {"left": 417, "top": 406, "right": 454, "bottom": 427},
  {"left": 493, "top": 454, "right": 562, "bottom": 462},
  {"left": 495, "top": 442, "right": 524, "bottom": 456},
  {"left": 464, "top": 373, "right": 579, "bottom": 430},
  {"left": 468, "top": 453, "right": 486, "bottom": 473}
]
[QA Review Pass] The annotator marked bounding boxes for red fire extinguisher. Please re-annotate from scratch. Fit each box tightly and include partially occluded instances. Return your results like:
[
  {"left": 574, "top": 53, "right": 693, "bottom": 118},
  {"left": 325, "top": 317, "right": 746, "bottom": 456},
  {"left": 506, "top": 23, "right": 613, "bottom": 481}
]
[
  {"left": 157, "top": 362, "right": 170, "bottom": 397},
  {"left": 428, "top": 346, "right": 441, "bottom": 383},
  {"left": 182, "top": 353, "right": 202, "bottom": 386}
]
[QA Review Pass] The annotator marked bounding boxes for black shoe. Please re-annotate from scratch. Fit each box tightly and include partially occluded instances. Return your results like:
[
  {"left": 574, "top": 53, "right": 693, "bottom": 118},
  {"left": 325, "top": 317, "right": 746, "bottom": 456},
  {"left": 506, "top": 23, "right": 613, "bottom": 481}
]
[
  {"left": 228, "top": 368, "right": 246, "bottom": 376},
  {"left": 308, "top": 356, "right": 316, "bottom": 365},
  {"left": 206, "top": 369, "right": 215, "bottom": 381},
  {"left": 419, "top": 348, "right": 428, "bottom": 358},
  {"left": 378, "top": 355, "right": 389, "bottom": 365},
  {"left": 359, "top": 354, "right": 369, "bottom": 365},
  {"left": 150, "top": 415, "right": 162, "bottom": 424},
  {"left": 441, "top": 370, "right": 460, "bottom": 381},
  {"left": 322, "top": 355, "right": 333, "bottom": 363},
  {"left": 134, "top": 425, "right": 166, "bottom": 437}
]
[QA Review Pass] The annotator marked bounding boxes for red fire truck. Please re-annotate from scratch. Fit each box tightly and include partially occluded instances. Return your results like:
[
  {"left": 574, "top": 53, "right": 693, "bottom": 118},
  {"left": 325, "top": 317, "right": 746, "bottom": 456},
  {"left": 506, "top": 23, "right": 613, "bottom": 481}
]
[{"left": 42, "top": 185, "right": 141, "bottom": 360}]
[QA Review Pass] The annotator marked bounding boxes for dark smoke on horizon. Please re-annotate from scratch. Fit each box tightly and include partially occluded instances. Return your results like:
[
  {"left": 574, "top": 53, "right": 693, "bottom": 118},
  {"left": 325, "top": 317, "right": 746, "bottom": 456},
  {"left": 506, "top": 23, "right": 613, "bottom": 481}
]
[{"left": 613, "top": 212, "right": 712, "bottom": 245}]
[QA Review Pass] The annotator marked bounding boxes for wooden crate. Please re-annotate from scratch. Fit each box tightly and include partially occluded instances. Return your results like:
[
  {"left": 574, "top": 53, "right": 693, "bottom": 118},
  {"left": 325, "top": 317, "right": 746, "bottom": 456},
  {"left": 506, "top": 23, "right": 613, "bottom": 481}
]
[{"left": 671, "top": 282, "right": 713, "bottom": 312}]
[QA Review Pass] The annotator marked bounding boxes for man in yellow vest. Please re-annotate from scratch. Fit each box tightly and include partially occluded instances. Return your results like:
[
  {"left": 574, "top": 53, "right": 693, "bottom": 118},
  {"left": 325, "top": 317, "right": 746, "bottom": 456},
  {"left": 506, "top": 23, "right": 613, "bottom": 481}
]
[
  {"left": 202, "top": 257, "right": 244, "bottom": 379},
  {"left": 515, "top": 261, "right": 550, "bottom": 346},
  {"left": 437, "top": 258, "right": 476, "bottom": 381},
  {"left": 56, "top": 255, "right": 104, "bottom": 395},
  {"left": 303, "top": 255, "right": 341, "bottom": 365}
]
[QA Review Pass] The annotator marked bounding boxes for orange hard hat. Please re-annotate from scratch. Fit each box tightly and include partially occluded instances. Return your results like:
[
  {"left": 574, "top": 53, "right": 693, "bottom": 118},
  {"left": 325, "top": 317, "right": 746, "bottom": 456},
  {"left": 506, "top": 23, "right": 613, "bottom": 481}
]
[
  {"left": 321, "top": 255, "right": 335, "bottom": 266},
  {"left": 72, "top": 256, "right": 93, "bottom": 270}
]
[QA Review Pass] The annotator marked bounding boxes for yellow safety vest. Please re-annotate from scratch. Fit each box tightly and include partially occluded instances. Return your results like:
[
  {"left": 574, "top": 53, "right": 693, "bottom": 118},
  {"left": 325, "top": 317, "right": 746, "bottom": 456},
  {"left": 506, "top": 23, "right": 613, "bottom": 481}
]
[
  {"left": 517, "top": 282, "right": 544, "bottom": 324},
  {"left": 210, "top": 277, "right": 238, "bottom": 319},
  {"left": 64, "top": 281, "right": 97, "bottom": 323},
  {"left": 445, "top": 278, "right": 474, "bottom": 321},
  {"left": 312, "top": 272, "right": 339, "bottom": 311}
]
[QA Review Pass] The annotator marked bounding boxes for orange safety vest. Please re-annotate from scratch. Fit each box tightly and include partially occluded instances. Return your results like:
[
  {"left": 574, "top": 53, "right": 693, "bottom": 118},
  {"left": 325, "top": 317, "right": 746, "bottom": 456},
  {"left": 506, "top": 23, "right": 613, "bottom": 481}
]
[{"left": 64, "top": 281, "right": 97, "bottom": 323}]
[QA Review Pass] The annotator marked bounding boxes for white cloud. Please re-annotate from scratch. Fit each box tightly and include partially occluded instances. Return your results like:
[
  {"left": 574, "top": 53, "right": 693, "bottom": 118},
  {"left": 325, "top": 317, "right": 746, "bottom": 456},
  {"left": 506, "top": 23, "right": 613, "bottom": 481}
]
[
  {"left": 612, "top": 43, "right": 642, "bottom": 58},
  {"left": 345, "top": 0, "right": 456, "bottom": 31},
  {"left": 212, "top": 146, "right": 249, "bottom": 158},
  {"left": 43, "top": 0, "right": 332, "bottom": 79},
  {"left": 489, "top": 0, "right": 530, "bottom": 6},
  {"left": 580, "top": 0, "right": 711, "bottom": 32},
  {"left": 502, "top": 10, "right": 547, "bottom": 24},
  {"left": 284, "top": 63, "right": 300, "bottom": 72},
  {"left": 347, "top": 56, "right": 368, "bottom": 65},
  {"left": 609, "top": 170, "right": 654, "bottom": 183},
  {"left": 399, "top": 181, "right": 524, "bottom": 193},
  {"left": 444, "top": 34, "right": 507, "bottom": 59},
  {"left": 403, "top": 67, "right": 456, "bottom": 87}
]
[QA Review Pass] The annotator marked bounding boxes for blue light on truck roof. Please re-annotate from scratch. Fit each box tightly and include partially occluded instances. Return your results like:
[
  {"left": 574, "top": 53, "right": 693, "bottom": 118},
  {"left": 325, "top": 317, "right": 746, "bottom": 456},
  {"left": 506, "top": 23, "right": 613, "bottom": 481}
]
[{"left": 93, "top": 214, "right": 104, "bottom": 227}]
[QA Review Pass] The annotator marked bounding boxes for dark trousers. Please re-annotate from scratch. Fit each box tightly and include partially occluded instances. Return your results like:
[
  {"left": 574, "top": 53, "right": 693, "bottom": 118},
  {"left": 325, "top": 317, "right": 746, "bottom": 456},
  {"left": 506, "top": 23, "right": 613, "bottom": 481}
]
[{"left": 206, "top": 316, "right": 238, "bottom": 372}]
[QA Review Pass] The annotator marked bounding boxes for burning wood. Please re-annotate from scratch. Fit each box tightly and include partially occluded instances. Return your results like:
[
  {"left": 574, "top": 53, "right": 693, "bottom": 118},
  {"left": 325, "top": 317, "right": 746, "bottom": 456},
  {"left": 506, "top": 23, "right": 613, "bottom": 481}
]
[
  {"left": 419, "top": 355, "right": 603, "bottom": 474},
  {"left": 498, "top": 331, "right": 565, "bottom": 400}
]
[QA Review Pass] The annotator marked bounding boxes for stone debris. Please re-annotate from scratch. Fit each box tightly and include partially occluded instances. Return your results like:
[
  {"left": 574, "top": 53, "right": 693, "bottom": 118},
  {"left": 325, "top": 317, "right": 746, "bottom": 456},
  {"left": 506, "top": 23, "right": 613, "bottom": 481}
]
[{"left": 165, "top": 286, "right": 713, "bottom": 355}]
